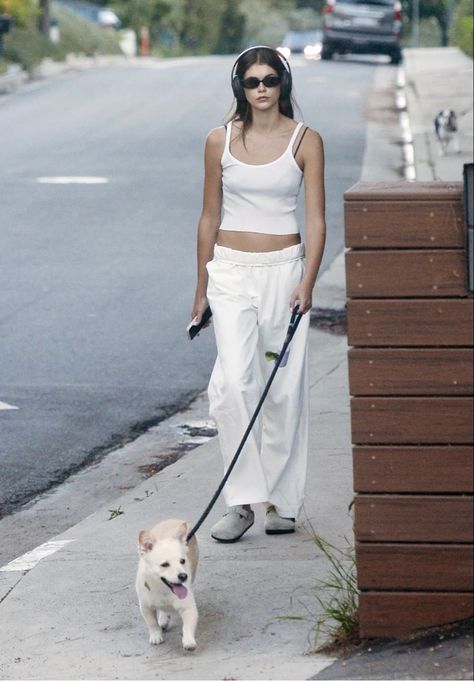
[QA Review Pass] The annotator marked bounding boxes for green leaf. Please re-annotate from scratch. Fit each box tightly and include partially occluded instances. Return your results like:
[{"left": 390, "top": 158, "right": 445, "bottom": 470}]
[{"left": 265, "top": 351, "right": 279, "bottom": 362}]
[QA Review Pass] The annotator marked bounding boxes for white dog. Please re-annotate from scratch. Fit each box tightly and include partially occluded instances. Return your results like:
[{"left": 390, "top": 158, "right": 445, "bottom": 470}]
[
  {"left": 434, "top": 109, "right": 460, "bottom": 156},
  {"left": 136, "top": 519, "right": 199, "bottom": 651}
]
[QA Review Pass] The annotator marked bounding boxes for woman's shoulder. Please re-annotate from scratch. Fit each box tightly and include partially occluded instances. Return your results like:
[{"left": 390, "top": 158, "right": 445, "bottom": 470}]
[
  {"left": 298, "top": 124, "right": 324, "bottom": 152},
  {"left": 206, "top": 125, "right": 227, "bottom": 147},
  {"left": 298, "top": 123, "right": 322, "bottom": 140}
]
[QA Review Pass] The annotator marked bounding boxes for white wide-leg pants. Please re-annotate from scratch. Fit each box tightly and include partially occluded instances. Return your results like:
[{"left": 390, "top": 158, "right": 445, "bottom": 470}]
[{"left": 206, "top": 243, "right": 310, "bottom": 519}]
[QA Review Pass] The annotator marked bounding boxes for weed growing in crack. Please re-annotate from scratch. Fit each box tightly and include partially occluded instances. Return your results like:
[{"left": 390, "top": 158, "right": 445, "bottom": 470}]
[
  {"left": 279, "top": 517, "right": 360, "bottom": 654},
  {"left": 304, "top": 518, "right": 360, "bottom": 653},
  {"left": 107, "top": 506, "right": 124, "bottom": 520}
]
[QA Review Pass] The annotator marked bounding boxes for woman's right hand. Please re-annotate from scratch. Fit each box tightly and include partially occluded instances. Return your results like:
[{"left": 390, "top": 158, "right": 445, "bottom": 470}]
[{"left": 192, "top": 294, "right": 210, "bottom": 326}]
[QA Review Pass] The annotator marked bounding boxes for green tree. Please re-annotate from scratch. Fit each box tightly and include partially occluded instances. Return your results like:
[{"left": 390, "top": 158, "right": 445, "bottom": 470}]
[
  {"left": 111, "top": 0, "right": 171, "bottom": 34},
  {"left": 214, "top": 0, "right": 246, "bottom": 53},
  {"left": 93, "top": 0, "right": 297, "bottom": 54},
  {"left": 179, "top": 0, "right": 224, "bottom": 53},
  {"left": 288, "top": 6, "right": 321, "bottom": 30},
  {"left": 451, "top": 0, "right": 473, "bottom": 55},
  {"left": 419, "top": 0, "right": 451, "bottom": 45},
  {"left": 241, "top": 0, "right": 295, "bottom": 46},
  {"left": 0, "top": 0, "right": 38, "bottom": 28},
  {"left": 37, "top": 0, "right": 49, "bottom": 35}
]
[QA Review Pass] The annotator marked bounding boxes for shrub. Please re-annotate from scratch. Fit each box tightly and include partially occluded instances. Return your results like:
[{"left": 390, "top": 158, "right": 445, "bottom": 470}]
[
  {"left": 0, "top": 0, "right": 38, "bottom": 29},
  {"left": 3, "top": 2, "right": 121, "bottom": 72},
  {"left": 451, "top": 0, "right": 473, "bottom": 57},
  {"left": 51, "top": 2, "right": 122, "bottom": 57},
  {"left": 4, "top": 27, "right": 67, "bottom": 71}
]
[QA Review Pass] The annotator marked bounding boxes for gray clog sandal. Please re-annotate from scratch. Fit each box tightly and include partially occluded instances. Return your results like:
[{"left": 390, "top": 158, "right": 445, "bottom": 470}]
[
  {"left": 211, "top": 506, "right": 255, "bottom": 543},
  {"left": 265, "top": 505, "right": 295, "bottom": 535}
]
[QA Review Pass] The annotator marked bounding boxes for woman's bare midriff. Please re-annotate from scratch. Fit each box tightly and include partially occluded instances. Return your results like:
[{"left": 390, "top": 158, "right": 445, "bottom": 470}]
[{"left": 216, "top": 230, "right": 301, "bottom": 252}]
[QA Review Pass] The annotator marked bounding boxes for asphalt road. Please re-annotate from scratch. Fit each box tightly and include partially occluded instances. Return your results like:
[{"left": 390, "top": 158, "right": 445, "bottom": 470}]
[{"left": 0, "top": 54, "right": 377, "bottom": 516}]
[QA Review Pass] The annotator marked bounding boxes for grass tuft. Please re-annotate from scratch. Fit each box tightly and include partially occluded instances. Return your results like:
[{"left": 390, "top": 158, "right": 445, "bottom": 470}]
[{"left": 303, "top": 517, "right": 361, "bottom": 654}]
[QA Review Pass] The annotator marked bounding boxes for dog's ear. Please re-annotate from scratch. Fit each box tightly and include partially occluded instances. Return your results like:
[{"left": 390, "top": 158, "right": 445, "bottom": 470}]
[
  {"left": 138, "top": 530, "right": 153, "bottom": 555},
  {"left": 175, "top": 521, "right": 189, "bottom": 543}
]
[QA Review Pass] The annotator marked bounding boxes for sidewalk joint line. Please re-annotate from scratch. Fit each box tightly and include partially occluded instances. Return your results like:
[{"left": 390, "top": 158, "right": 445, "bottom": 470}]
[
  {"left": 0, "top": 572, "right": 26, "bottom": 606},
  {"left": 310, "top": 357, "right": 347, "bottom": 389}
]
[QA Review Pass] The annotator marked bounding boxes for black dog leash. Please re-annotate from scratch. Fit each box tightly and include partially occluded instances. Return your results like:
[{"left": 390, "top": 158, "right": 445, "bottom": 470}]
[{"left": 187, "top": 305, "right": 303, "bottom": 542}]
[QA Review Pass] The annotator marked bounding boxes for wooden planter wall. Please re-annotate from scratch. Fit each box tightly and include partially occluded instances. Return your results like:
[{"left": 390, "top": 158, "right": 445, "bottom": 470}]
[{"left": 344, "top": 181, "right": 474, "bottom": 638}]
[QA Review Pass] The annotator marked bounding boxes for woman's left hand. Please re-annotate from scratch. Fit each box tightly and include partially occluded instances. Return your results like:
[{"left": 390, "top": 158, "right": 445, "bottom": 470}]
[{"left": 290, "top": 282, "right": 313, "bottom": 315}]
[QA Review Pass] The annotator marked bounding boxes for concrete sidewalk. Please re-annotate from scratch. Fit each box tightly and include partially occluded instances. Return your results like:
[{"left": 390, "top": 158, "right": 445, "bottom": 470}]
[
  {"left": 403, "top": 47, "right": 473, "bottom": 181},
  {"left": 0, "top": 312, "right": 351, "bottom": 680},
  {"left": 0, "top": 47, "right": 472, "bottom": 681}
]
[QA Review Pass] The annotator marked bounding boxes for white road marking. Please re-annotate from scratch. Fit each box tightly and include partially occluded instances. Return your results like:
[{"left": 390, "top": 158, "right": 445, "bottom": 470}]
[
  {"left": 37, "top": 177, "right": 109, "bottom": 184},
  {"left": 0, "top": 401, "right": 19, "bottom": 410},
  {"left": 0, "top": 539, "right": 76, "bottom": 572}
]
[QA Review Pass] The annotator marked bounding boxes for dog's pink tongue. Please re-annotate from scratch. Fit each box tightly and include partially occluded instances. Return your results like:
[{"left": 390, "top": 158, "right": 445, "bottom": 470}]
[{"left": 171, "top": 584, "right": 188, "bottom": 600}]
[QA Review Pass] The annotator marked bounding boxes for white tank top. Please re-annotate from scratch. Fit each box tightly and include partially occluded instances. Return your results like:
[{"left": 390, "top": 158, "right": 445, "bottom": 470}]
[{"left": 219, "top": 120, "right": 304, "bottom": 235}]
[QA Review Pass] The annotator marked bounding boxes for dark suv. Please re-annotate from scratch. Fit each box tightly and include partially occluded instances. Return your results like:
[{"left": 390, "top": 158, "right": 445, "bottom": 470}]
[{"left": 321, "top": 0, "right": 402, "bottom": 63}]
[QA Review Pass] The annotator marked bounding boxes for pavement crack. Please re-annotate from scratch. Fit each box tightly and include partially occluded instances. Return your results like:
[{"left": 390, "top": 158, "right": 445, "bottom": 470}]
[
  {"left": 310, "top": 357, "right": 346, "bottom": 389},
  {"left": 0, "top": 571, "right": 27, "bottom": 605}
]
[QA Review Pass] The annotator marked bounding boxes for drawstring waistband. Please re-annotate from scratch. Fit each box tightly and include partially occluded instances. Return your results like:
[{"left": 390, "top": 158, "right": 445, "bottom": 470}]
[{"left": 213, "top": 243, "right": 305, "bottom": 266}]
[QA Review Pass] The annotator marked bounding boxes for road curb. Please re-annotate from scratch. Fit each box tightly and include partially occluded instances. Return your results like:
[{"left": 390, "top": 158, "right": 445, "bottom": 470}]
[{"left": 0, "top": 53, "right": 227, "bottom": 96}]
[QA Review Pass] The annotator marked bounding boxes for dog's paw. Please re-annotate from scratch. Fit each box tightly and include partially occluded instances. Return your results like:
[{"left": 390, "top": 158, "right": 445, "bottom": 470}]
[
  {"left": 149, "top": 630, "right": 164, "bottom": 645},
  {"left": 182, "top": 638, "right": 197, "bottom": 651}
]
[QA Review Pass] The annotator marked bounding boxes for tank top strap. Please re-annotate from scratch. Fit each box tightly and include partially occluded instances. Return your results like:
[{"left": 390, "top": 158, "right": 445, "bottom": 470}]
[
  {"left": 287, "top": 121, "right": 304, "bottom": 153},
  {"left": 223, "top": 120, "right": 233, "bottom": 156}
]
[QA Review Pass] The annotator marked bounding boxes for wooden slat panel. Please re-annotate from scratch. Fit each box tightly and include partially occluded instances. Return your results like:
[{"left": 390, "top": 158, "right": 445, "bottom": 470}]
[
  {"left": 346, "top": 250, "right": 467, "bottom": 297},
  {"left": 344, "top": 201, "right": 464, "bottom": 248},
  {"left": 347, "top": 299, "right": 473, "bottom": 347},
  {"left": 353, "top": 446, "right": 474, "bottom": 492},
  {"left": 345, "top": 180, "right": 471, "bottom": 640},
  {"left": 356, "top": 542, "right": 474, "bottom": 591},
  {"left": 344, "top": 180, "right": 463, "bottom": 202},
  {"left": 351, "top": 397, "right": 474, "bottom": 444},
  {"left": 354, "top": 495, "right": 474, "bottom": 542},
  {"left": 359, "top": 592, "right": 474, "bottom": 638},
  {"left": 348, "top": 348, "right": 473, "bottom": 395}
]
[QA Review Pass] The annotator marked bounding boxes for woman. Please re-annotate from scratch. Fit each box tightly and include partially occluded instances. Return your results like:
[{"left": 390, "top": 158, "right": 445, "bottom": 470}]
[{"left": 191, "top": 46, "right": 326, "bottom": 543}]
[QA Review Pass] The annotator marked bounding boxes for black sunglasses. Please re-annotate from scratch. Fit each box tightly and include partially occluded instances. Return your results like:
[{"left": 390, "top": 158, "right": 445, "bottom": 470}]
[{"left": 240, "top": 74, "right": 281, "bottom": 89}]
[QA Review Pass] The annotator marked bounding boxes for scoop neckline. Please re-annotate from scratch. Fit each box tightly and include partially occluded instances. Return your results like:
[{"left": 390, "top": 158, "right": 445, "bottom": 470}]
[{"left": 226, "top": 121, "right": 303, "bottom": 170}]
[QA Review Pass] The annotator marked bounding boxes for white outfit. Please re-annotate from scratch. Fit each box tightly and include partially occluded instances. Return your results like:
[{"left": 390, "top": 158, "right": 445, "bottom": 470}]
[
  {"left": 220, "top": 120, "right": 304, "bottom": 235},
  {"left": 206, "top": 120, "right": 310, "bottom": 519}
]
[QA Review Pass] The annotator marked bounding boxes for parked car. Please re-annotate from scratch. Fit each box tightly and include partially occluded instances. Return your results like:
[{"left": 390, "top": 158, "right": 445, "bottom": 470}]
[
  {"left": 56, "top": 0, "right": 121, "bottom": 29},
  {"left": 278, "top": 30, "right": 322, "bottom": 59},
  {"left": 321, "top": 0, "right": 402, "bottom": 63}
]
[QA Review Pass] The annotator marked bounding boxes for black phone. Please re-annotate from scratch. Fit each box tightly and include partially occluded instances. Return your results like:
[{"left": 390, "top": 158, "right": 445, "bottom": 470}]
[{"left": 187, "top": 306, "right": 212, "bottom": 340}]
